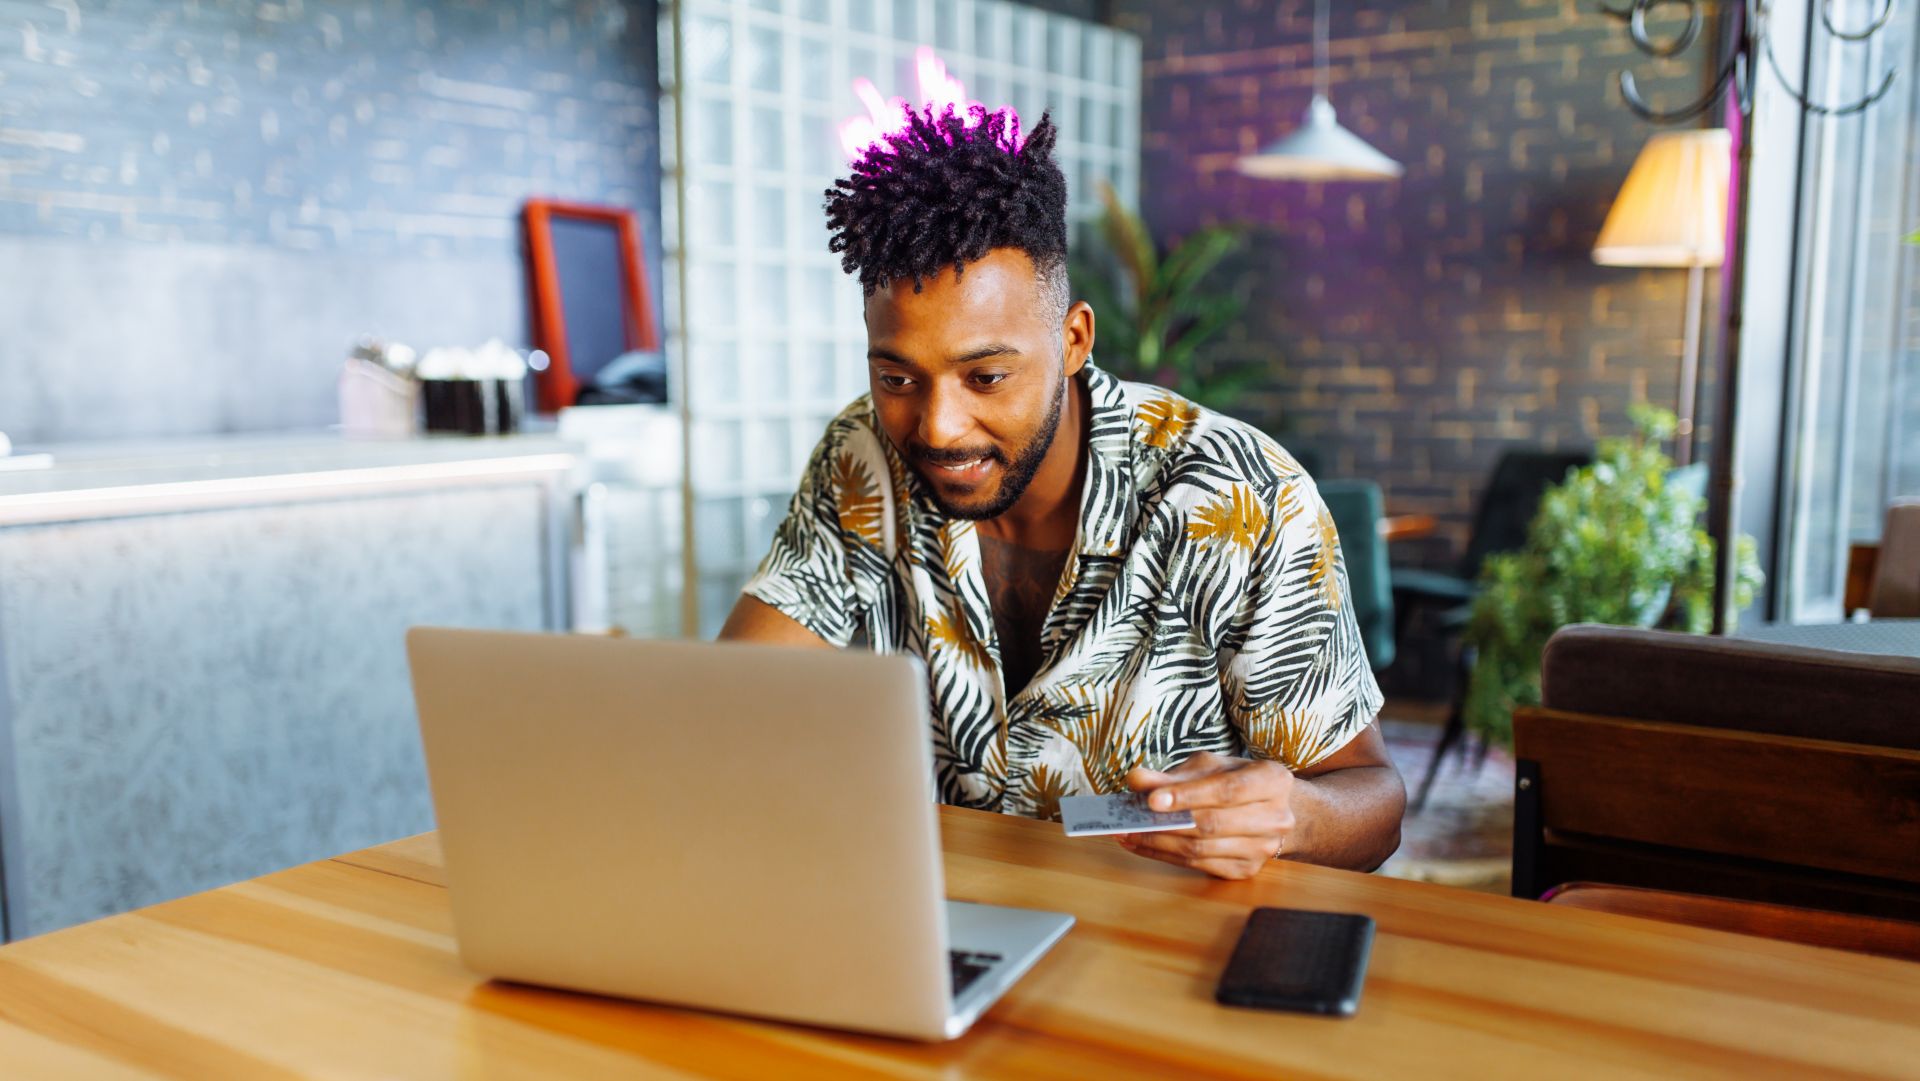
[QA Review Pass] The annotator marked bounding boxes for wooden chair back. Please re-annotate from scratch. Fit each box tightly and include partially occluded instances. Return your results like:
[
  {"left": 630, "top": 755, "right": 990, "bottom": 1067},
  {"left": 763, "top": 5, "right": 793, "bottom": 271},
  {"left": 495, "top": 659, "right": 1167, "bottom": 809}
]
[
  {"left": 1512, "top": 706, "right": 1920, "bottom": 921},
  {"left": 1869, "top": 499, "right": 1920, "bottom": 617},
  {"left": 1845, "top": 542, "right": 1879, "bottom": 615}
]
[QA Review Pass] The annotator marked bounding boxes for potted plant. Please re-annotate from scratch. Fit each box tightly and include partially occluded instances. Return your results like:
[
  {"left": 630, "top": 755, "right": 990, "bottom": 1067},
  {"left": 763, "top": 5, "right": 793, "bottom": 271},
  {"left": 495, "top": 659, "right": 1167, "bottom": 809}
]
[
  {"left": 1070, "top": 181, "right": 1260, "bottom": 411},
  {"left": 1461, "top": 406, "right": 1765, "bottom": 746}
]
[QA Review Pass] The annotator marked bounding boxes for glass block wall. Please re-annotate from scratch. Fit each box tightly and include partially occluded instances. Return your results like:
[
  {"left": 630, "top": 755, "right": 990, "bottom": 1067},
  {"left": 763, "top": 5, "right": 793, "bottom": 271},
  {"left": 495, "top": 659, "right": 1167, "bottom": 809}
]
[{"left": 661, "top": 0, "right": 1141, "bottom": 635}]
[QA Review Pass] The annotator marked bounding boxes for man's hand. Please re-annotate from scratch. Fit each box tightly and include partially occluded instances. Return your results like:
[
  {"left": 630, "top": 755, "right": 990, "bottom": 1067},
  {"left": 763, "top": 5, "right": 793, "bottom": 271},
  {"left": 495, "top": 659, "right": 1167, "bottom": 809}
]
[{"left": 1118, "top": 752, "right": 1295, "bottom": 881}]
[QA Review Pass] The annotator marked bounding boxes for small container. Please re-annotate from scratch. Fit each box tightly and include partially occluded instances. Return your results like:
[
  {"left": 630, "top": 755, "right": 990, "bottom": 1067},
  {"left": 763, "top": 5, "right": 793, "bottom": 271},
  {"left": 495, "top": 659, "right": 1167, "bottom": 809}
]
[
  {"left": 422, "top": 377, "right": 525, "bottom": 435},
  {"left": 339, "top": 358, "right": 421, "bottom": 437}
]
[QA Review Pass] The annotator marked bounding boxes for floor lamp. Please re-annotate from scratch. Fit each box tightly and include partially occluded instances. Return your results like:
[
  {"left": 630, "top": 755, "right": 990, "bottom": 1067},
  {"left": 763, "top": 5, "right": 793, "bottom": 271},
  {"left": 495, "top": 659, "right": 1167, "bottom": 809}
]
[{"left": 1592, "top": 129, "right": 1731, "bottom": 467}]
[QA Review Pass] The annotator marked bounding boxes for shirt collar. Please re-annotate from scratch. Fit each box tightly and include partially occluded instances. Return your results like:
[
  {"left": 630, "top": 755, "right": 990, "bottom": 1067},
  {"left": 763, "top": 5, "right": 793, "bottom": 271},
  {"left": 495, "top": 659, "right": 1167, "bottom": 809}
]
[{"left": 1073, "top": 360, "right": 1138, "bottom": 558}]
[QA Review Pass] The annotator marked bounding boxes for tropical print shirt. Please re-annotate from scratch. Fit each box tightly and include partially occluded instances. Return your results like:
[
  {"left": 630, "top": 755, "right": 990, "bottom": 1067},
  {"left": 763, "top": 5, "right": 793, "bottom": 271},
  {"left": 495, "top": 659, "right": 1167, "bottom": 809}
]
[{"left": 743, "top": 362, "right": 1383, "bottom": 821}]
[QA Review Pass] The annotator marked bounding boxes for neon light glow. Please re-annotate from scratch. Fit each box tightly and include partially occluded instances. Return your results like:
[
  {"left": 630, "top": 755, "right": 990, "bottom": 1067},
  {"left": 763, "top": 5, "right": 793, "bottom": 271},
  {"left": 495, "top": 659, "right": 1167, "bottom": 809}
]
[{"left": 837, "top": 46, "right": 1022, "bottom": 160}]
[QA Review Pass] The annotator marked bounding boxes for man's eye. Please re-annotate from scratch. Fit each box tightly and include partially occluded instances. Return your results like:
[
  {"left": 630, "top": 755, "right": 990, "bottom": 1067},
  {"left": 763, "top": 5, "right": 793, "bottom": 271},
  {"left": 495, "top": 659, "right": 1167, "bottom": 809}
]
[
  {"left": 972, "top": 372, "right": 1010, "bottom": 387},
  {"left": 878, "top": 374, "right": 914, "bottom": 390}
]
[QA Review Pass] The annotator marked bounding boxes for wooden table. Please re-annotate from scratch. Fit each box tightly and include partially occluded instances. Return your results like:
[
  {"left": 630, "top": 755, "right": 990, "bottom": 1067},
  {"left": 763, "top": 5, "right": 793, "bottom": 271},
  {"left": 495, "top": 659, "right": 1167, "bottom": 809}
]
[{"left": 3, "top": 807, "right": 1918, "bottom": 1079}]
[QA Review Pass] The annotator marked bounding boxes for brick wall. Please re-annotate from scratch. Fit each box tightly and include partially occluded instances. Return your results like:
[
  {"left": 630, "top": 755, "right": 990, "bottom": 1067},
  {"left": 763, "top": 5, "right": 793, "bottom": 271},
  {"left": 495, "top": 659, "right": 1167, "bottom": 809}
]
[
  {"left": 0, "top": 0, "right": 659, "bottom": 443},
  {"left": 1106, "top": 0, "right": 1714, "bottom": 571}
]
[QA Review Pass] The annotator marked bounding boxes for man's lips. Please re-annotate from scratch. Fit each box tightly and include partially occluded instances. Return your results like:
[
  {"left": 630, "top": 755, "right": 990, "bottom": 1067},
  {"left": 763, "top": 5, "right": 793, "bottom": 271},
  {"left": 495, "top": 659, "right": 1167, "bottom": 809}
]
[{"left": 918, "top": 454, "right": 998, "bottom": 484}]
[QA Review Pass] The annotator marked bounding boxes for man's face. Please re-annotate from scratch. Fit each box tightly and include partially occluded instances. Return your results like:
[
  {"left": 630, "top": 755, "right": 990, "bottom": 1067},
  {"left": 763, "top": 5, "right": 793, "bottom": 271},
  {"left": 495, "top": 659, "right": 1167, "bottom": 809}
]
[{"left": 864, "top": 248, "right": 1078, "bottom": 520}]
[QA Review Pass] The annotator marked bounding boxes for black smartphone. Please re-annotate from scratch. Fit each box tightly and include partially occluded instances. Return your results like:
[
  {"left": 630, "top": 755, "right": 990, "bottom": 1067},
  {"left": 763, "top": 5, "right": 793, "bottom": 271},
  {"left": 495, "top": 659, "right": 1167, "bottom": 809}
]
[{"left": 1214, "top": 907, "right": 1375, "bottom": 1017}]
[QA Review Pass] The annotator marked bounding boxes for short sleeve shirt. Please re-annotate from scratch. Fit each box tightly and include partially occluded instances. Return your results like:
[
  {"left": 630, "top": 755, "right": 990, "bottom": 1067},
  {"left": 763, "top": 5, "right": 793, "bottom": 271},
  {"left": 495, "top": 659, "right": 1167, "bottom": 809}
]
[{"left": 743, "top": 362, "right": 1384, "bottom": 821}]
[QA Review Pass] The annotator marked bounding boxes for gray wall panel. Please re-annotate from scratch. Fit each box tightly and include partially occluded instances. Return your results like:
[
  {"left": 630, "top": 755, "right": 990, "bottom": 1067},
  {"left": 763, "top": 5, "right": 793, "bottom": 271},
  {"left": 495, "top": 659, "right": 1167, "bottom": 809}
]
[{"left": 0, "top": 483, "right": 551, "bottom": 937}]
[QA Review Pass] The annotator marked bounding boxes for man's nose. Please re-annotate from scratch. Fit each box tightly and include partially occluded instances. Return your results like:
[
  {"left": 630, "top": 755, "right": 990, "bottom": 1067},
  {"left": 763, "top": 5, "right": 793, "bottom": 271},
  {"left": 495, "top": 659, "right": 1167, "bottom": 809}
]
[{"left": 916, "top": 383, "right": 974, "bottom": 449}]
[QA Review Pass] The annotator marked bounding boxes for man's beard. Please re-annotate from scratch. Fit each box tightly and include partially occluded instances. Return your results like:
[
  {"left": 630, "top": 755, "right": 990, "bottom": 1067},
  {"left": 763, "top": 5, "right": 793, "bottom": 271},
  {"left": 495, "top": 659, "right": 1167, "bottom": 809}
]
[{"left": 911, "top": 366, "right": 1067, "bottom": 521}]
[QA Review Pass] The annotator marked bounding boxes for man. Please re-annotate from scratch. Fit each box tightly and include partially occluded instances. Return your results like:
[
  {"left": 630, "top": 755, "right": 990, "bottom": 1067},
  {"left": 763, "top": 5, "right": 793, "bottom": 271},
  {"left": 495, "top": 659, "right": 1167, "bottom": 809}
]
[{"left": 721, "top": 104, "right": 1404, "bottom": 879}]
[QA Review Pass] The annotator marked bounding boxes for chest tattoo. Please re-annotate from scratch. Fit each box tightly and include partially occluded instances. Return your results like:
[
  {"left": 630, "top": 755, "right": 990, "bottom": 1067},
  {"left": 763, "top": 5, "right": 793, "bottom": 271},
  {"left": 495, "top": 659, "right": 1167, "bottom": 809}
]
[{"left": 976, "top": 533, "right": 1072, "bottom": 699}]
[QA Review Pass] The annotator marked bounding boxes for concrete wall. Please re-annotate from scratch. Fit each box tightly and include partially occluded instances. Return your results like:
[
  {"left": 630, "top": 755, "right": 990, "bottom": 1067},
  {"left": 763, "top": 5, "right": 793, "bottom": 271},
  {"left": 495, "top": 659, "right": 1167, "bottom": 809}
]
[{"left": 0, "top": 0, "right": 661, "bottom": 444}]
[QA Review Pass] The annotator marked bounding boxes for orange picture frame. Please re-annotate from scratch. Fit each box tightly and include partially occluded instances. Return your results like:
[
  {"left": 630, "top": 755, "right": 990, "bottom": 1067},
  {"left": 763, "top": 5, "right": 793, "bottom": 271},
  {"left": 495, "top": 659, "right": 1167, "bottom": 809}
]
[{"left": 522, "top": 198, "right": 661, "bottom": 413}]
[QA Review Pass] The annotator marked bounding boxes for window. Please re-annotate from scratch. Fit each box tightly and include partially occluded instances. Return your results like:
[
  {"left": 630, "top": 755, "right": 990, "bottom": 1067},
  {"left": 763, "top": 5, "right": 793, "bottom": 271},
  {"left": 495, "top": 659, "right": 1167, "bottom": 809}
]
[{"left": 1776, "top": 0, "right": 1920, "bottom": 619}]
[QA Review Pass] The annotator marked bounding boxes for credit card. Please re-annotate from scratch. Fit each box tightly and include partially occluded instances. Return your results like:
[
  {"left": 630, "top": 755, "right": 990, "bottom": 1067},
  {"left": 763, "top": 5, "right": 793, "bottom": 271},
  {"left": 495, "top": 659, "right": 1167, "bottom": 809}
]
[{"left": 1059, "top": 791, "right": 1196, "bottom": 837}]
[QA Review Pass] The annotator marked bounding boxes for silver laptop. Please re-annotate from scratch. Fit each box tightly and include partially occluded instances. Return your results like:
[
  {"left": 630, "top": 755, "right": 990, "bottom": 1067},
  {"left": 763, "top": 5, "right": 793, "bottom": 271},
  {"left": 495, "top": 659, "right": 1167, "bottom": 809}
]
[{"left": 405, "top": 627, "right": 1073, "bottom": 1041}]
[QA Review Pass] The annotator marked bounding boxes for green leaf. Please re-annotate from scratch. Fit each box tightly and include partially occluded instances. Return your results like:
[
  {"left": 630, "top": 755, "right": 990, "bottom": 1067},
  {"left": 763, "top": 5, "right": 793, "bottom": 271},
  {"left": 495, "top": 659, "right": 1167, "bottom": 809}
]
[
  {"left": 1160, "top": 296, "right": 1244, "bottom": 375},
  {"left": 1461, "top": 413, "right": 1766, "bottom": 748},
  {"left": 1184, "top": 364, "right": 1265, "bottom": 412},
  {"left": 1153, "top": 228, "right": 1244, "bottom": 309},
  {"left": 1075, "top": 185, "right": 1262, "bottom": 404},
  {"left": 1096, "top": 180, "right": 1157, "bottom": 306}
]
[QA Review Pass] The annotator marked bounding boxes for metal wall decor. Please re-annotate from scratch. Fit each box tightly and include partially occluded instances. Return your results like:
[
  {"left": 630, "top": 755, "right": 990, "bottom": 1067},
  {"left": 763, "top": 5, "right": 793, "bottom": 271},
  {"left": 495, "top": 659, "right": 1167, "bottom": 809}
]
[{"left": 1600, "top": 0, "right": 1901, "bottom": 122}]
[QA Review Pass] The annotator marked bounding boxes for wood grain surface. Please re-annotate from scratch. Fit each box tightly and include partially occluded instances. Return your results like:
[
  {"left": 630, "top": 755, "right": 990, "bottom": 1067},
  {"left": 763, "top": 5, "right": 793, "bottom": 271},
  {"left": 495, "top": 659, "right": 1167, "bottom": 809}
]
[
  {"left": 2, "top": 806, "right": 1918, "bottom": 1080},
  {"left": 1544, "top": 882, "right": 1920, "bottom": 962}
]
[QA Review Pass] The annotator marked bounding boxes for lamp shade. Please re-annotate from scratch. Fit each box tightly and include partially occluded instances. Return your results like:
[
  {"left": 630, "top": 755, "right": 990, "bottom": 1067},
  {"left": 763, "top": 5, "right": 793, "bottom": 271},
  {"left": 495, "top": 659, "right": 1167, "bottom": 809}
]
[
  {"left": 1593, "top": 129, "right": 1731, "bottom": 268},
  {"left": 1237, "top": 96, "right": 1405, "bottom": 182}
]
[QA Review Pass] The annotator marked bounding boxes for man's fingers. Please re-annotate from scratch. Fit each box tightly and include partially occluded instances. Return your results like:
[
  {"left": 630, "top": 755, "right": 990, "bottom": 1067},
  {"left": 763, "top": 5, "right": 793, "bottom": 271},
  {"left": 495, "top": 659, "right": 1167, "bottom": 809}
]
[
  {"left": 1123, "top": 830, "right": 1264, "bottom": 862},
  {"left": 1118, "top": 837, "right": 1265, "bottom": 881},
  {"left": 1188, "top": 803, "right": 1286, "bottom": 838},
  {"left": 1164, "top": 751, "right": 1233, "bottom": 777},
  {"left": 1125, "top": 751, "right": 1233, "bottom": 794},
  {"left": 1124, "top": 766, "right": 1172, "bottom": 791},
  {"left": 1190, "top": 857, "right": 1264, "bottom": 881},
  {"left": 1119, "top": 839, "right": 1191, "bottom": 872},
  {"left": 1150, "top": 761, "right": 1268, "bottom": 812}
]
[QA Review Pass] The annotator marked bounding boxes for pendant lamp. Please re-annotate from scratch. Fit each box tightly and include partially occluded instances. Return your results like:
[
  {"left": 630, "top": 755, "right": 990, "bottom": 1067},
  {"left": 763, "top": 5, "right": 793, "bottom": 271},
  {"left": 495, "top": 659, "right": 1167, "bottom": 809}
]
[{"left": 1237, "top": 0, "right": 1404, "bottom": 181}]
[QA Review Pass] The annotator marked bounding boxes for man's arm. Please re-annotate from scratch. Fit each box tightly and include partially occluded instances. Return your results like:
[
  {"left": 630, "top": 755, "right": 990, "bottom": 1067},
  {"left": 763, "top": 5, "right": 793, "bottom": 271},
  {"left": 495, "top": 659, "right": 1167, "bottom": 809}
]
[
  {"left": 1283, "top": 722, "right": 1406, "bottom": 868},
  {"left": 1119, "top": 721, "right": 1405, "bottom": 879},
  {"left": 718, "top": 594, "right": 836, "bottom": 647}
]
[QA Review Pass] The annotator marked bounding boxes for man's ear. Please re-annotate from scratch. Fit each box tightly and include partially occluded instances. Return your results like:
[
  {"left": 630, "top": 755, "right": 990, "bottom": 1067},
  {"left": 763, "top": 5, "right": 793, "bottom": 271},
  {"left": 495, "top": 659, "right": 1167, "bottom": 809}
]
[{"left": 1063, "top": 300, "right": 1095, "bottom": 377}]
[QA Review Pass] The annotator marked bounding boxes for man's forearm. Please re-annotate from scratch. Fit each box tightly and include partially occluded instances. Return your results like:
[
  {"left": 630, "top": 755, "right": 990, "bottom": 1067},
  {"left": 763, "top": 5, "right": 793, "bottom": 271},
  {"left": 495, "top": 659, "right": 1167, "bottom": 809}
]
[{"left": 1284, "top": 764, "right": 1406, "bottom": 871}]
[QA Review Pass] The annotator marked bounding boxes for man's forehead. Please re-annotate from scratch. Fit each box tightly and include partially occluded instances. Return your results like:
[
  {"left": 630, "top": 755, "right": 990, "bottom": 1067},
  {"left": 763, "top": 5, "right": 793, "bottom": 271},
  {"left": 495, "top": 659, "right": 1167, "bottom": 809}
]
[{"left": 866, "top": 249, "right": 1050, "bottom": 331}]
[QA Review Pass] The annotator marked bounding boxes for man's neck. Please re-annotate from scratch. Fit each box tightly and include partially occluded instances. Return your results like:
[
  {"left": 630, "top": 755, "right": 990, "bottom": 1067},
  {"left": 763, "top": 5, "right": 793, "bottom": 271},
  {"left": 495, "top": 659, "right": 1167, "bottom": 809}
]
[{"left": 975, "top": 372, "right": 1089, "bottom": 552}]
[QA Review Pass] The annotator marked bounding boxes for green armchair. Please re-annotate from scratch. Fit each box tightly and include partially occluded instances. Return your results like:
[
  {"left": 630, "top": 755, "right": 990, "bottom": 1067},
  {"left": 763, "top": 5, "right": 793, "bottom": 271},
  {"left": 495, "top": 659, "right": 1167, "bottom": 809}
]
[{"left": 1319, "top": 479, "right": 1395, "bottom": 671}]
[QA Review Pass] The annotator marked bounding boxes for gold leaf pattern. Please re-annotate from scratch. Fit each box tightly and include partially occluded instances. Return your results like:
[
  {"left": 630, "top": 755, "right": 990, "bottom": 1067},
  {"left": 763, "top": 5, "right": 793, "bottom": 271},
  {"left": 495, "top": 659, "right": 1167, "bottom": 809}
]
[
  {"left": 1243, "top": 702, "right": 1338, "bottom": 770},
  {"left": 1041, "top": 684, "right": 1150, "bottom": 795},
  {"left": 940, "top": 524, "right": 972, "bottom": 586},
  {"left": 1310, "top": 504, "right": 1342, "bottom": 610},
  {"left": 1262, "top": 442, "right": 1307, "bottom": 483},
  {"left": 927, "top": 612, "right": 991, "bottom": 672},
  {"left": 1185, "top": 484, "right": 1267, "bottom": 554},
  {"left": 1273, "top": 478, "right": 1305, "bottom": 532},
  {"left": 833, "top": 452, "right": 884, "bottom": 549},
  {"left": 1023, "top": 763, "right": 1074, "bottom": 822},
  {"left": 982, "top": 715, "right": 1008, "bottom": 783},
  {"left": 1135, "top": 392, "right": 1200, "bottom": 449},
  {"left": 1050, "top": 549, "right": 1080, "bottom": 612}
]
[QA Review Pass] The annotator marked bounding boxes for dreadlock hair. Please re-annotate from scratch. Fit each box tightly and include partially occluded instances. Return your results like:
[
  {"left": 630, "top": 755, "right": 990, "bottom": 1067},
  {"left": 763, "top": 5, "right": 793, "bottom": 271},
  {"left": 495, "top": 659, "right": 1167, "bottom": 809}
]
[{"left": 825, "top": 105, "right": 1070, "bottom": 321}]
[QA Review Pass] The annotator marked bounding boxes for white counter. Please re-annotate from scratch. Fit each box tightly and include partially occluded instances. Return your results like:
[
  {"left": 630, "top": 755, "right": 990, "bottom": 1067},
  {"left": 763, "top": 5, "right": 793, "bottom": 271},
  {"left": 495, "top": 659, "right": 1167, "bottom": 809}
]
[{"left": 0, "top": 432, "right": 582, "bottom": 525}]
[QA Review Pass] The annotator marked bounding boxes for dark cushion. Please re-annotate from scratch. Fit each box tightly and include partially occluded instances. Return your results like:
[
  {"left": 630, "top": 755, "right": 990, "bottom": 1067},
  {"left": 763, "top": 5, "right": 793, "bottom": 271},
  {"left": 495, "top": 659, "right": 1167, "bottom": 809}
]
[
  {"left": 1390, "top": 567, "right": 1476, "bottom": 604},
  {"left": 1540, "top": 624, "right": 1920, "bottom": 751}
]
